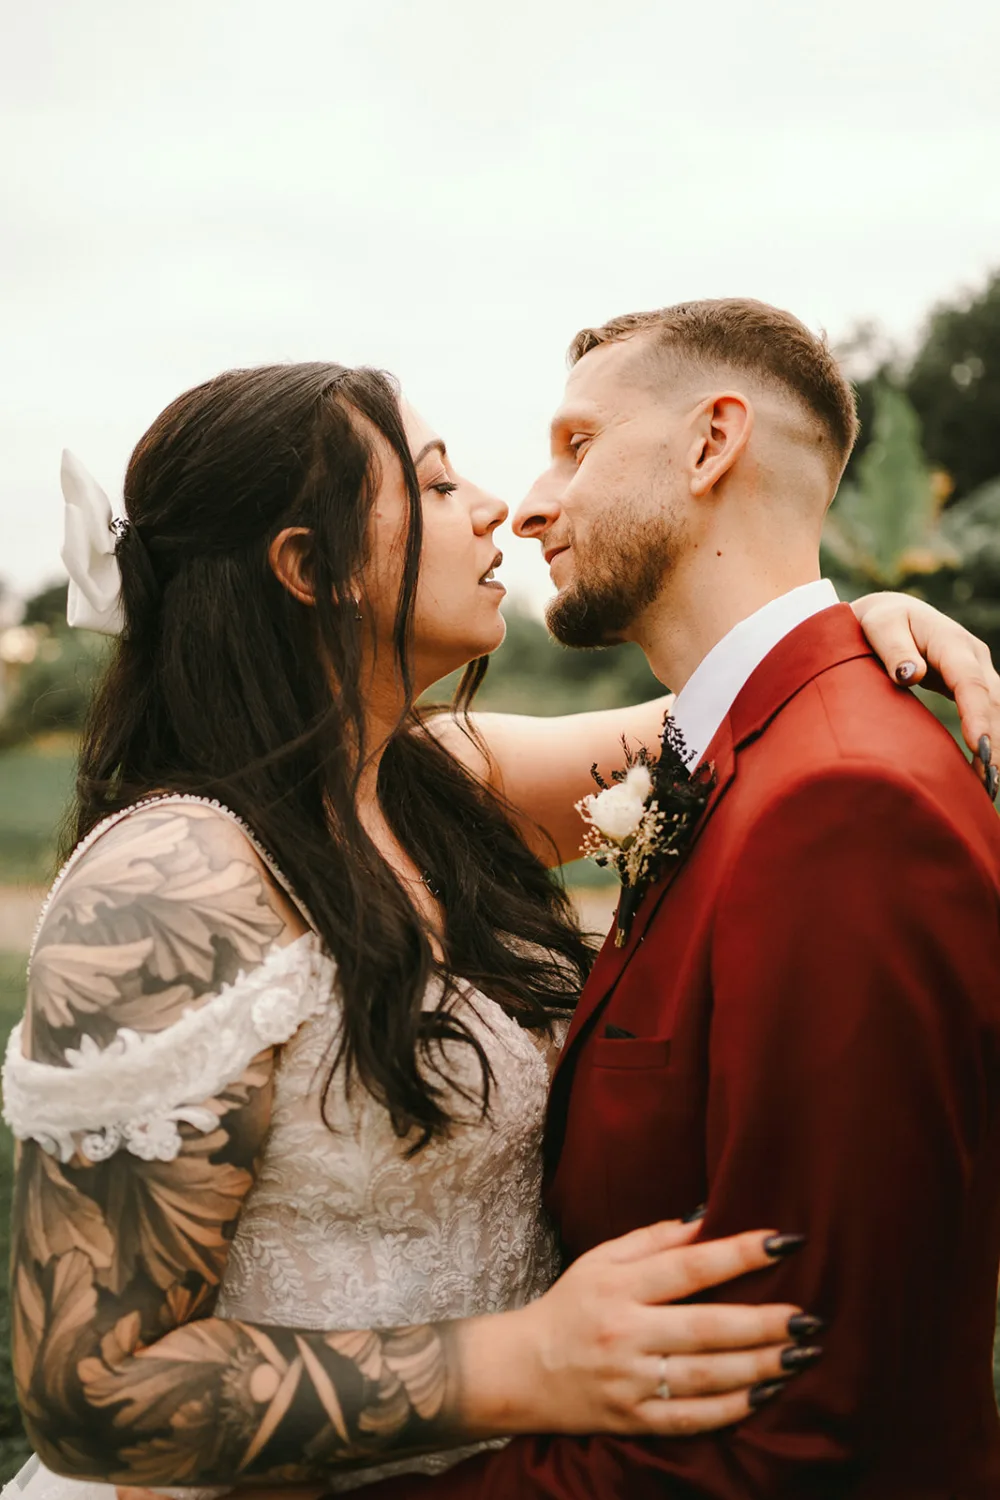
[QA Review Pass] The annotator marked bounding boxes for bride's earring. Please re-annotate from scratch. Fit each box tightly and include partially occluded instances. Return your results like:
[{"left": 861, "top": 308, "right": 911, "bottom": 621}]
[{"left": 351, "top": 597, "right": 363, "bottom": 620}]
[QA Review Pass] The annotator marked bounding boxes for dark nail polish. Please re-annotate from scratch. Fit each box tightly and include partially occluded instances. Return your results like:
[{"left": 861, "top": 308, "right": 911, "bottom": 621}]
[
  {"left": 978, "top": 734, "right": 992, "bottom": 768},
  {"left": 780, "top": 1344, "right": 823, "bottom": 1372},
  {"left": 787, "top": 1313, "right": 825, "bottom": 1340},
  {"left": 749, "top": 1378, "right": 788, "bottom": 1410},
  {"left": 681, "top": 1202, "right": 707, "bottom": 1223},
  {"left": 988, "top": 766, "right": 999, "bottom": 803},
  {"left": 764, "top": 1233, "right": 806, "bottom": 1258},
  {"left": 895, "top": 661, "right": 918, "bottom": 684}
]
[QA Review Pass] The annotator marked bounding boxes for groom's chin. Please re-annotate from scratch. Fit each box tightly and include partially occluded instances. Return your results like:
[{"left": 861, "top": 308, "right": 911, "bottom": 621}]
[{"left": 545, "top": 588, "right": 628, "bottom": 650}]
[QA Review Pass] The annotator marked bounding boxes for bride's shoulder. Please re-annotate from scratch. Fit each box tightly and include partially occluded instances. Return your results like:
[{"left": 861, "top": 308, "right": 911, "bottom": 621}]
[
  {"left": 29, "top": 798, "right": 311, "bottom": 1059},
  {"left": 7, "top": 799, "right": 333, "bottom": 1164}
]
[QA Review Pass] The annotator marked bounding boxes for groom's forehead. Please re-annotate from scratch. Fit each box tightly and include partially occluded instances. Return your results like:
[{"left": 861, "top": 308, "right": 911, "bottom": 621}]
[
  {"left": 553, "top": 339, "right": 661, "bottom": 430},
  {"left": 569, "top": 333, "right": 669, "bottom": 402}
]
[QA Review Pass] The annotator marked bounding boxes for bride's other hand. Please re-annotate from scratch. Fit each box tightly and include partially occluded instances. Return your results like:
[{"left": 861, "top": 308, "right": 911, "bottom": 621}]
[
  {"left": 114, "top": 1221, "right": 813, "bottom": 1476},
  {"left": 460, "top": 1217, "right": 819, "bottom": 1438},
  {"left": 852, "top": 591, "right": 1000, "bottom": 796}
]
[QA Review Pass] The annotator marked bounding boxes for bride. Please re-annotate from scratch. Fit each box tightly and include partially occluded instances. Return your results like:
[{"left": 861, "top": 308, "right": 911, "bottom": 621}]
[{"left": 3, "top": 362, "right": 996, "bottom": 1497}]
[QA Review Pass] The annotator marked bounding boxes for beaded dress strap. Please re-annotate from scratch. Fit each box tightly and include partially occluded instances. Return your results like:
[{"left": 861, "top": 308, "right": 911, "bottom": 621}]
[{"left": 29, "top": 794, "right": 318, "bottom": 967}]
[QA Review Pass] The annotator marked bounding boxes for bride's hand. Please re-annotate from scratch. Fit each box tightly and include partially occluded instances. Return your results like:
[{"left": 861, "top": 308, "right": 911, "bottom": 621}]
[
  {"left": 851, "top": 591, "right": 1000, "bottom": 797},
  {"left": 115, "top": 1221, "right": 816, "bottom": 1500},
  {"left": 464, "top": 1216, "right": 819, "bottom": 1438}
]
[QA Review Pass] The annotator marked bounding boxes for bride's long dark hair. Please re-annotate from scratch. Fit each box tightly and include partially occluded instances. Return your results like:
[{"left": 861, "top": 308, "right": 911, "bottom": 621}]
[{"left": 71, "top": 363, "right": 593, "bottom": 1148}]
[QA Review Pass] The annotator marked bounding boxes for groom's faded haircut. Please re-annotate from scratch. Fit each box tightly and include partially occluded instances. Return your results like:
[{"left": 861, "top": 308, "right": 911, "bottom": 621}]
[{"left": 568, "top": 298, "right": 860, "bottom": 476}]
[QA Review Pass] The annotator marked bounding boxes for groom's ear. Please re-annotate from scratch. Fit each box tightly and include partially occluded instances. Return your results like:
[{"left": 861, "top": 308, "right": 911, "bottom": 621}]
[{"left": 687, "top": 392, "right": 753, "bottom": 498}]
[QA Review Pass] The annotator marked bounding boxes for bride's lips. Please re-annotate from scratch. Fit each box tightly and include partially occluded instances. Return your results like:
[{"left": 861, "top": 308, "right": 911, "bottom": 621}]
[{"left": 478, "top": 550, "right": 506, "bottom": 593}]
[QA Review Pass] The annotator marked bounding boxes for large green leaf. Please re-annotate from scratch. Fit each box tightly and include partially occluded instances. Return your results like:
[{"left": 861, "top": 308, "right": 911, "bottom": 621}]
[{"left": 824, "top": 383, "right": 956, "bottom": 588}]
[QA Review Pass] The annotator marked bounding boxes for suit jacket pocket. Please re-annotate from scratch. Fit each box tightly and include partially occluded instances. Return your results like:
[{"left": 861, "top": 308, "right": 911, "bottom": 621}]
[
  {"left": 582, "top": 1040, "right": 691, "bottom": 1242},
  {"left": 591, "top": 1035, "right": 672, "bottom": 1070}
]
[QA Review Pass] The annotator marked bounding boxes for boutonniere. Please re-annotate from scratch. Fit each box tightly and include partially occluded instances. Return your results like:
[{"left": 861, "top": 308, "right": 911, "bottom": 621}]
[{"left": 576, "top": 714, "right": 715, "bottom": 947}]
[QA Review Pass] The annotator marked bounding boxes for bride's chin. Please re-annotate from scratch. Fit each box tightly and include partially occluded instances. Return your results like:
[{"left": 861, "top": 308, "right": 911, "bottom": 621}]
[
  {"left": 482, "top": 614, "right": 508, "bottom": 654},
  {"left": 427, "top": 622, "right": 507, "bottom": 679}
]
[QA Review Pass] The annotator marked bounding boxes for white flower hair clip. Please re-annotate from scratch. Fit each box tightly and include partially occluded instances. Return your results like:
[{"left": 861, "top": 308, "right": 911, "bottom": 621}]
[{"left": 59, "top": 449, "right": 126, "bottom": 636}]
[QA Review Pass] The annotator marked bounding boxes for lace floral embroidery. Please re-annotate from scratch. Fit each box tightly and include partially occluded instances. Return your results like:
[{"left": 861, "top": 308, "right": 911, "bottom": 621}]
[{"left": 2, "top": 933, "right": 336, "bottom": 1164}]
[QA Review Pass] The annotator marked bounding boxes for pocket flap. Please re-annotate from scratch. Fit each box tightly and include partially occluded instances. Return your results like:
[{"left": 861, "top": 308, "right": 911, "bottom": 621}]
[{"left": 590, "top": 1035, "right": 672, "bottom": 1070}]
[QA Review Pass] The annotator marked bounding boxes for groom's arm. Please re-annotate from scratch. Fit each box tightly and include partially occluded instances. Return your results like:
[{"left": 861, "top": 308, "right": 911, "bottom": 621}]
[{"left": 362, "top": 762, "right": 1000, "bottom": 1498}]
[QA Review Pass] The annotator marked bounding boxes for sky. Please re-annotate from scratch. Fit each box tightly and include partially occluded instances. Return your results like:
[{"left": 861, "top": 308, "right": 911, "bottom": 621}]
[{"left": 2, "top": 0, "right": 998, "bottom": 610}]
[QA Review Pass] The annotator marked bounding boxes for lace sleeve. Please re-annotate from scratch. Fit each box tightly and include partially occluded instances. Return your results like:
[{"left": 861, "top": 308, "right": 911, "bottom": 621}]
[{"left": 2, "top": 933, "right": 335, "bottom": 1165}]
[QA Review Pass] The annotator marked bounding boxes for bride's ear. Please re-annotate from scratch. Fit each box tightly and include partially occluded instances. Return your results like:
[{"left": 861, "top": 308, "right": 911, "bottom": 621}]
[{"left": 269, "top": 527, "right": 316, "bottom": 606}]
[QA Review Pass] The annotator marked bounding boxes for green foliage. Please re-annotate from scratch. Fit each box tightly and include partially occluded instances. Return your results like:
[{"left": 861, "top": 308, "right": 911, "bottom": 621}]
[
  {"left": 0, "top": 581, "right": 106, "bottom": 752},
  {"left": 913, "top": 478, "right": 1000, "bottom": 665},
  {"left": 0, "top": 630, "right": 107, "bottom": 750},
  {"left": 825, "top": 380, "right": 1000, "bottom": 672},
  {"left": 845, "top": 268, "right": 1000, "bottom": 503},
  {"left": 823, "top": 383, "right": 956, "bottom": 591},
  {"left": 908, "top": 269, "right": 1000, "bottom": 501},
  {"left": 428, "top": 607, "right": 666, "bottom": 715}
]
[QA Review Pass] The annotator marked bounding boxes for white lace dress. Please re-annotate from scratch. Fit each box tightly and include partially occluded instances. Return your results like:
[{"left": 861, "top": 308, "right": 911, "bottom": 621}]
[{"left": 1, "top": 795, "right": 567, "bottom": 1499}]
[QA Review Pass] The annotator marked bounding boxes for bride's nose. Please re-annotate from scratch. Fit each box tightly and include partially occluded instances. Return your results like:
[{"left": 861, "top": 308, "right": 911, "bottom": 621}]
[{"left": 471, "top": 488, "right": 508, "bottom": 534}]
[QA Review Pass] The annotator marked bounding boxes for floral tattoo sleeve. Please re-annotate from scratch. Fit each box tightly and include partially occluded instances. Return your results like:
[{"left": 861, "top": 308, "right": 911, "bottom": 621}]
[{"left": 11, "top": 806, "right": 462, "bottom": 1485}]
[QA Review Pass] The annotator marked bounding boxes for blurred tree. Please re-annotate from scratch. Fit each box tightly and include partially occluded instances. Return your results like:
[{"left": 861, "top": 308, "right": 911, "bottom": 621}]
[
  {"left": 22, "top": 581, "right": 69, "bottom": 630},
  {"left": 835, "top": 321, "right": 902, "bottom": 488},
  {"left": 906, "top": 270, "right": 1000, "bottom": 501},
  {"left": 839, "top": 272, "right": 1000, "bottom": 500},
  {"left": 0, "top": 631, "right": 106, "bottom": 749},
  {"left": 0, "top": 580, "right": 106, "bottom": 749}
]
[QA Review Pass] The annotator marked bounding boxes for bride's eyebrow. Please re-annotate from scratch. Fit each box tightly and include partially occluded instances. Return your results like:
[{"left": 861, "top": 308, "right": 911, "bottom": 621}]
[{"left": 413, "top": 439, "right": 448, "bottom": 466}]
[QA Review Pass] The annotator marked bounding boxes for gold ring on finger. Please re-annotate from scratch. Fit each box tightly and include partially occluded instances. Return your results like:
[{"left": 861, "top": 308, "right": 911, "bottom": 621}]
[{"left": 656, "top": 1356, "right": 671, "bottom": 1402}]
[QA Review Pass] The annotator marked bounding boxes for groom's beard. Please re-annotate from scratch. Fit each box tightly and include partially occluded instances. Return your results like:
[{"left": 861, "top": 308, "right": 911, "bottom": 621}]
[{"left": 546, "top": 505, "right": 679, "bottom": 649}]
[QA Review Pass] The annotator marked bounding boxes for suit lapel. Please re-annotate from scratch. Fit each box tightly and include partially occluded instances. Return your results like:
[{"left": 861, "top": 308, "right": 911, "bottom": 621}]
[
  {"left": 555, "top": 720, "right": 736, "bottom": 1064},
  {"left": 544, "top": 722, "right": 738, "bottom": 1173},
  {"left": 545, "top": 605, "right": 876, "bottom": 1179}
]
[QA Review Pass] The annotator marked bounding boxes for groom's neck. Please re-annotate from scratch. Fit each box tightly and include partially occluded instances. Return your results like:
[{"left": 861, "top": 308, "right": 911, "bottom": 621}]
[{"left": 632, "top": 547, "right": 823, "bottom": 695}]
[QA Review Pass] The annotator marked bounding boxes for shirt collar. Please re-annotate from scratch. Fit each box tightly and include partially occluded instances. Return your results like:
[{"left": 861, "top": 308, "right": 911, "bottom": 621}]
[{"left": 670, "top": 580, "right": 840, "bottom": 766}]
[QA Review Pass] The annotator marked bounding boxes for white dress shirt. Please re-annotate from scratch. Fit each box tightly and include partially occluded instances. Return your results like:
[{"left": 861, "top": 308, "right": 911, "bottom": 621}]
[{"left": 669, "top": 579, "right": 840, "bottom": 766}]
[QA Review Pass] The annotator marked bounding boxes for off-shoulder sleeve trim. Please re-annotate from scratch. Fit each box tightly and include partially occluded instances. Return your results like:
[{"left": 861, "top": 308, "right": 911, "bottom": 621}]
[{"left": 2, "top": 933, "right": 336, "bottom": 1165}]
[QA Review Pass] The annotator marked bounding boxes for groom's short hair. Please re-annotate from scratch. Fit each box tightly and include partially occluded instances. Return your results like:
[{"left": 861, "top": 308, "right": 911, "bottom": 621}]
[{"left": 568, "top": 298, "right": 859, "bottom": 473}]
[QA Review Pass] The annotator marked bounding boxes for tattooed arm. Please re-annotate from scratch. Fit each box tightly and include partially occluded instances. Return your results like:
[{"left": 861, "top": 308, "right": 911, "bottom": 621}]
[
  {"left": 10, "top": 803, "right": 803, "bottom": 1486},
  {"left": 10, "top": 803, "right": 469, "bottom": 1486}
]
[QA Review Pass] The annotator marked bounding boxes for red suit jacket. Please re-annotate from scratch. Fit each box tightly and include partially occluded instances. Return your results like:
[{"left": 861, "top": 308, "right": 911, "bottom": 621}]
[{"left": 374, "top": 606, "right": 1000, "bottom": 1498}]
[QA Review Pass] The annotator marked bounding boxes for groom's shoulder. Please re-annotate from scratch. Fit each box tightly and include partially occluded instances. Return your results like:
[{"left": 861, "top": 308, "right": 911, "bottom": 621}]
[
  {"left": 750, "top": 651, "right": 1000, "bottom": 869},
  {"left": 808, "top": 648, "right": 970, "bottom": 785}
]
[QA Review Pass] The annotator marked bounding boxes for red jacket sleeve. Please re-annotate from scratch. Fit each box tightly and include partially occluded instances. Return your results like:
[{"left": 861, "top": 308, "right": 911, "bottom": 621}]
[{"left": 364, "top": 765, "right": 1000, "bottom": 1498}]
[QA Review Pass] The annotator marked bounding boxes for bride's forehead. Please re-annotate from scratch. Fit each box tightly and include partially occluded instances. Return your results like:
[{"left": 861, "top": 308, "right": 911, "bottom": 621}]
[{"left": 399, "top": 398, "right": 442, "bottom": 456}]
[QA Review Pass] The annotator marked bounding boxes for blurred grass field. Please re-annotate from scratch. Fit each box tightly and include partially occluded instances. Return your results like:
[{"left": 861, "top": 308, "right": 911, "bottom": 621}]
[
  {"left": 0, "top": 739, "right": 997, "bottom": 1478},
  {"left": 0, "top": 739, "right": 76, "bottom": 887},
  {"left": 0, "top": 954, "right": 32, "bottom": 1474},
  {"left": 0, "top": 741, "right": 77, "bottom": 1472}
]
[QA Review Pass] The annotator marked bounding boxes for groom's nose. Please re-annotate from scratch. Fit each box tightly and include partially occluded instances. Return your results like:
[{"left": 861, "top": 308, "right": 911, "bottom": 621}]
[{"left": 513, "top": 473, "right": 562, "bottom": 541}]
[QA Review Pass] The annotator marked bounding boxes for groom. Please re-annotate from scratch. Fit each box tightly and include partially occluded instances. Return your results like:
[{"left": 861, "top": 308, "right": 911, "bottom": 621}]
[{"left": 375, "top": 299, "right": 1000, "bottom": 1496}]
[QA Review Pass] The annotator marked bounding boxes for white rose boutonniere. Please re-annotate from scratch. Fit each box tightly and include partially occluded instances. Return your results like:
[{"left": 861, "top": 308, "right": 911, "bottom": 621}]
[
  {"left": 579, "top": 764, "right": 654, "bottom": 844},
  {"left": 576, "top": 717, "right": 716, "bottom": 946}
]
